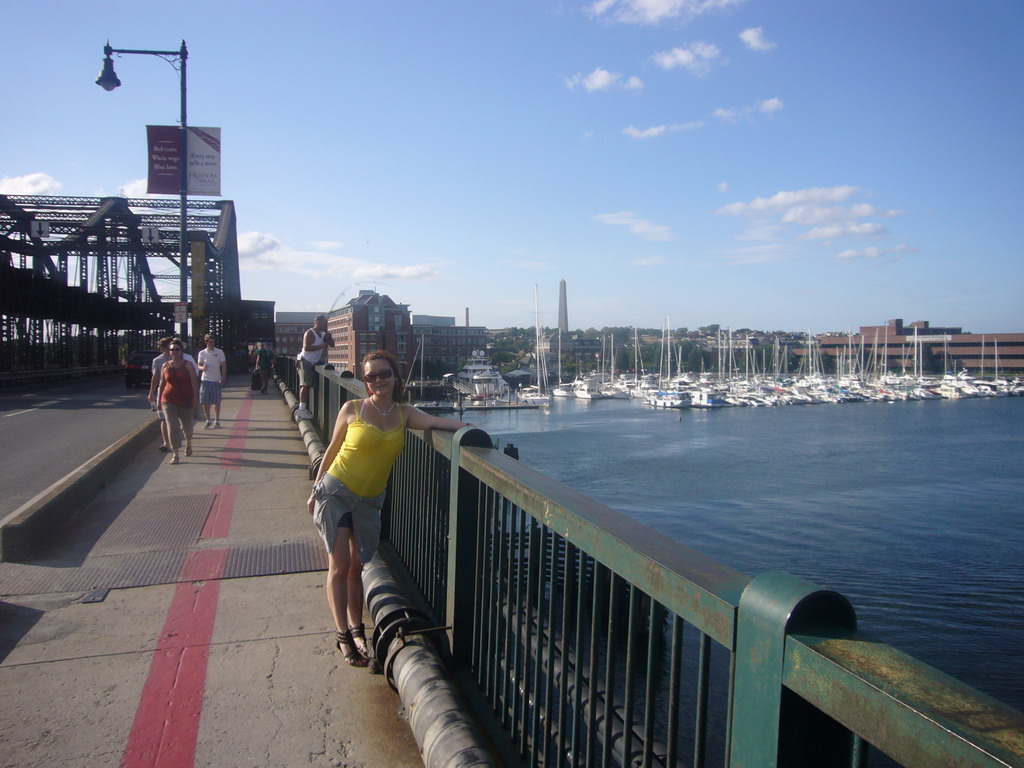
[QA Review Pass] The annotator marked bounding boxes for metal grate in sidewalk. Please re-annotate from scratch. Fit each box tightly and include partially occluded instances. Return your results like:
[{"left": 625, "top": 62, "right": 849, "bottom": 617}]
[{"left": 0, "top": 495, "right": 327, "bottom": 597}]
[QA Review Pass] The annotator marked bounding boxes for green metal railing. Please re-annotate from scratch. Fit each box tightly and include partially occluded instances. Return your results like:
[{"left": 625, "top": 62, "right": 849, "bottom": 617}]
[
  {"left": 301, "top": 367, "right": 1024, "bottom": 767},
  {"left": 385, "top": 427, "right": 1024, "bottom": 768}
]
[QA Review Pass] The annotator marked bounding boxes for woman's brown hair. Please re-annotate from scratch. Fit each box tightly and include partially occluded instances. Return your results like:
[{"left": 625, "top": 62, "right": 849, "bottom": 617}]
[{"left": 362, "top": 349, "right": 406, "bottom": 403}]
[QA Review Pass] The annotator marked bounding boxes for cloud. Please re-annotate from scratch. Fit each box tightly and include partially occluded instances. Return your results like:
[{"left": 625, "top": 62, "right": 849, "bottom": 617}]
[
  {"left": 309, "top": 240, "right": 345, "bottom": 251},
  {"left": 120, "top": 178, "right": 148, "bottom": 197},
  {"left": 799, "top": 222, "right": 887, "bottom": 240},
  {"left": 0, "top": 172, "right": 62, "bottom": 195},
  {"left": 714, "top": 96, "right": 783, "bottom": 122},
  {"left": 780, "top": 203, "right": 899, "bottom": 225},
  {"left": 739, "top": 27, "right": 775, "bottom": 51},
  {"left": 652, "top": 42, "right": 721, "bottom": 76},
  {"left": 715, "top": 187, "right": 911, "bottom": 260},
  {"left": 587, "top": 0, "right": 748, "bottom": 25},
  {"left": 716, "top": 186, "right": 861, "bottom": 217},
  {"left": 114, "top": 178, "right": 181, "bottom": 199},
  {"left": 835, "top": 244, "right": 915, "bottom": 261},
  {"left": 595, "top": 211, "right": 675, "bottom": 241},
  {"left": 566, "top": 67, "right": 644, "bottom": 91},
  {"left": 623, "top": 121, "right": 703, "bottom": 138},
  {"left": 238, "top": 230, "right": 440, "bottom": 281},
  {"left": 717, "top": 182, "right": 729, "bottom": 193}
]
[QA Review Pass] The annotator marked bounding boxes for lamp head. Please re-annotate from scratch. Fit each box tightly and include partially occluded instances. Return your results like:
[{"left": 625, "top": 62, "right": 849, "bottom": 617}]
[{"left": 96, "top": 44, "right": 121, "bottom": 91}]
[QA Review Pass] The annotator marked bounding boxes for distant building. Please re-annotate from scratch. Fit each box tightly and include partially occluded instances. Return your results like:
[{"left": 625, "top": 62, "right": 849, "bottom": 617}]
[
  {"left": 801, "top": 319, "right": 1024, "bottom": 374},
  {"left": 327, "top": 290, "right": 414, "bottom": 374},
  {"left": 275, "top": 311, "right": 317, "bottom": 357},
  {"left": 410, "top": 315, "right": 489, "bottom": 376}
]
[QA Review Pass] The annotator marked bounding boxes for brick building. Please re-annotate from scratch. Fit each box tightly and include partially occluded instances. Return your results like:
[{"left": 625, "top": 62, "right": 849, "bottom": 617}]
[
  {"left": 805, "top": 319, "right": 1024, "bottom": 374},
  {"left": 326, "top": 290, "right": 414, "bottom": 374},
  {"left": 410, "top": 315, "right": 489, "bottom": 377}
]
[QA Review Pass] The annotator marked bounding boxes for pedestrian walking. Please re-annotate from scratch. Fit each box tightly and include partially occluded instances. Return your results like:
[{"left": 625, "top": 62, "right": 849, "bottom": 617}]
[
  {"left": 308, "top": 349, "right": 473, "bottom": 665},
  {"left": 147, "top": 336, "right": 173, "bottom": 452},
  {"left": 158, "top": 339, "right": 199, "bottom": 464},
  {"left": 256, "top": 342, "right": 275, "bottom": 394},
  {"left": 197, "top": 333, "right": 227, "bottom": 428}
]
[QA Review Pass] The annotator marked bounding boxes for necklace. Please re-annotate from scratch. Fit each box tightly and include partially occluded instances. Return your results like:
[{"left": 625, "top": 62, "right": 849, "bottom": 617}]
[{"left": 368, "top": 399, "right": 395, "bottom": 417}]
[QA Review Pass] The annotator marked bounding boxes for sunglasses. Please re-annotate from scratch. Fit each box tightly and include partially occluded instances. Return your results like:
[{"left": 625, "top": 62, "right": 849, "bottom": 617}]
[{"left": 364, "top": 369, "right": 393, "bottom": 383}]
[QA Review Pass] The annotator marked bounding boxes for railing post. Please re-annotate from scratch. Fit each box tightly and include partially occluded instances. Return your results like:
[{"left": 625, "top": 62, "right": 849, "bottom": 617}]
[
  {"left": 445, "top": 427, "right": 493, "bottom": 664},
  {"left": 730, "top": 570, "right": 857, "bottom": 768}
]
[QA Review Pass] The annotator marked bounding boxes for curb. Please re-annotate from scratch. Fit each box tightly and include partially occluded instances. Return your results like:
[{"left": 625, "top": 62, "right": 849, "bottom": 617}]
[{"left": 0, "top": 418, "right": 160, "bottom": 562}]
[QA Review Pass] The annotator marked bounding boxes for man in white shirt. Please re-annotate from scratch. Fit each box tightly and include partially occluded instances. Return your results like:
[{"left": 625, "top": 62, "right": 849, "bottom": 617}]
[
  {"left": 197, "top": 333, "right": 228, "bottom": 428},
  {"left": 296, "top": 314, "right": 334, "bottom": 418}
]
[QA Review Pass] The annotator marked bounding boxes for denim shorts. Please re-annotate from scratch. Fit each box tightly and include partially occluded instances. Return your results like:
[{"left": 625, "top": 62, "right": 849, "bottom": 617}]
[{"left": 199, "top": 380, "right": 223, "bottom": 404}]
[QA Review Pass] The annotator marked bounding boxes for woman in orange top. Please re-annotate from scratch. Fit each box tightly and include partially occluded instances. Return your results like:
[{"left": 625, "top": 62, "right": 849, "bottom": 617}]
[
  {"left": 309, "top": 349, "right": 472, "bottom": 666},
  {"left": 158, "top": 339, "right": 199, "bottom": 465}
]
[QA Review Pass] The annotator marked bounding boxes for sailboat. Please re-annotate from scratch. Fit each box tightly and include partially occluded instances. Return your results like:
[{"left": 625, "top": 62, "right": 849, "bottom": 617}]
[{"left": 521, "top": 286, "right": 552, "bottom": 406}]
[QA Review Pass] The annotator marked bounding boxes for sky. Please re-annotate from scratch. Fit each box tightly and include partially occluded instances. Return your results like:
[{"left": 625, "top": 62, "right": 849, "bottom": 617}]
[{"left": 3, "top": 0, "right": 1022, "bottom": 334}]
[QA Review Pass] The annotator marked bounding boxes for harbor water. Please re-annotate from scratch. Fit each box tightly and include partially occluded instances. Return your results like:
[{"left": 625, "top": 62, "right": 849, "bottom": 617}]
[{"left": 464, "top": 395, "right": 1024, "bottom": 714}]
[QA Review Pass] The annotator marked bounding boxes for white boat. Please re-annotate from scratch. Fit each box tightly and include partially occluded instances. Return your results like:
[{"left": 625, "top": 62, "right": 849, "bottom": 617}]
[
  {"left": 691, "top": 389, "right": 730, "bottom": 408},
  {"left": 572, "top": 377, "right": 611, "bottom": 400},
  {"left": 519, "top": 385, "right": 552, "bottom": 406},
  {"left": 646, "top": 391, "right": 690, "bottom": 409},
  {"left": 452, "top": 351, "right": 509, "bottom": 399}
]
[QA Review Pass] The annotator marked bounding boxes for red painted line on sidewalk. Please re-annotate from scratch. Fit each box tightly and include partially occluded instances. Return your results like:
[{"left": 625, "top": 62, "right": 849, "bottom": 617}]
[
  {"left": 220, "top": 392, "right": 254, "bottom": 470},
  {"left": 121, "top": 488, "right": 238, "bottom": 767},
  {"left": 201, "top": 485, "right": 236, "bottom": 540}
]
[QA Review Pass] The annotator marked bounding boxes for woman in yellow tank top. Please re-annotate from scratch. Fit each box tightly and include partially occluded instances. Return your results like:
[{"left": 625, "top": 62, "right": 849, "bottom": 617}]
[{"left": 309, "top": 349, "right": 473, "bottom": 666}]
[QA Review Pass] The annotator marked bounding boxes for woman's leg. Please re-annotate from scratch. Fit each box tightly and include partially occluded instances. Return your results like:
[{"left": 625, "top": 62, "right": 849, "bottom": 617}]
[
  {"left": 181, "top": 404, "right": 195, "bottom": 455},
  {"left": 163, "top": 404, "right": 183, "bottom": 459},
  {"left": 327, "top": 527, "right": 369, "bottom": 665},
  {"left": 346, "top": 542, "right": 371, "bottom": 655},
  {"left": 346, "top": 542, "right": 364, "bottom": 629},
  {"left": 326, "top": 528, "right": 353, "bottom": 632}
]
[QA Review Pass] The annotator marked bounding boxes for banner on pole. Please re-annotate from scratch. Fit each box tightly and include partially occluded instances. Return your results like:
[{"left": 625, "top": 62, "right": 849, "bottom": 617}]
[
  {"left": 146, "top": 125, "right": 181, "bottom": 195},
  {"left": 186, "top": 127, "right": 221, "bottom": 196},
  {"left": 146, "top": 126, "right": 221, "bottom": 196}
]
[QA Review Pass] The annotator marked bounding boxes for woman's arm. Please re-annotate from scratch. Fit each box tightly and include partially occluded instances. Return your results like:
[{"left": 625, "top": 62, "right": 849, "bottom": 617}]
[
  {"left": 403, "top": 405, "right": 474, "bottom": 432},
  {"left": 157, "top": 361, "right": 171, "bottom": 405}
]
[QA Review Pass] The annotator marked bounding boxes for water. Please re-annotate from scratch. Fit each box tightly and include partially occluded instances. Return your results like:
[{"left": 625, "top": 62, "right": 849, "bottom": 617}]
[{"left": 464, "top": 395, "right": 1024, "bottom": 713}]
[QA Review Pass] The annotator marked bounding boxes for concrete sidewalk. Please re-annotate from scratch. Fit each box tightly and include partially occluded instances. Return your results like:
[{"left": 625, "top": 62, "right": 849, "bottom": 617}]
[{"left": 0, "top": 378, "right": 423, "bottom": 768}]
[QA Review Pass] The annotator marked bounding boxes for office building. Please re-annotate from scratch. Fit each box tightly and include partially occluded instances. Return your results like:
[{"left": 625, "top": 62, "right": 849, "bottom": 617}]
[{"left": 327, "top": 290, "right": 414, "bottom": 374}]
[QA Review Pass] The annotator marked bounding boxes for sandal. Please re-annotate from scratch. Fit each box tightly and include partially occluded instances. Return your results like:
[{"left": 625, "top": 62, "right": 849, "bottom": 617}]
[
  {"left": 185, "top": 444, "right": 193, "bottom": 457},
  {"left": 350, "top": 623, "right": 371, "bottom": 658},
  {"left": 336, "top": 629, "right": 369, "bottom": 667},
  {"left": 169, "top": 455, "right": 180, "bottom": 465}
]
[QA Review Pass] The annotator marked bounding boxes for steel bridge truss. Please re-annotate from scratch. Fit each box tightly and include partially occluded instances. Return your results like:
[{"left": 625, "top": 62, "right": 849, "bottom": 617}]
[{"left": 0, "top": 194, "right": 246, "bottom": 373}]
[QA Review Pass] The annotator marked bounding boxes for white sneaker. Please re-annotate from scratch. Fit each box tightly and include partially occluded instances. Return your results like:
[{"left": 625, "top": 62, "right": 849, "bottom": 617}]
[
  {"left": 204, "top": 420, "right": 213, "bottom": 429},
  {"left": 214, "top": 421, "right": 222, "bottom": 428},
  {"left": 296, "top": 404, "right": 311, "bottom": 418}
]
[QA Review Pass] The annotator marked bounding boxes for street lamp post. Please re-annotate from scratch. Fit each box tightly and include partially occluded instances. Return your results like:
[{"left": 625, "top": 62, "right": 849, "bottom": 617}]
[{"left": 96, "top": 40, "right": 190, "bottom": 340}]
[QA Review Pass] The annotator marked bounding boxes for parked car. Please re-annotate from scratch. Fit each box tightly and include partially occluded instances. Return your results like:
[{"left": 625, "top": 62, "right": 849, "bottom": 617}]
[{"left": 125, "top": 349, "right": 159, "bottom": 388}]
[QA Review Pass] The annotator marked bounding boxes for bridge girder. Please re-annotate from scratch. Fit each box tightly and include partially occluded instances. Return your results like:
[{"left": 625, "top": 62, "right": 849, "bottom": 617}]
[{"left": 0, "top": 194, "right": 264, "bottom": 374}]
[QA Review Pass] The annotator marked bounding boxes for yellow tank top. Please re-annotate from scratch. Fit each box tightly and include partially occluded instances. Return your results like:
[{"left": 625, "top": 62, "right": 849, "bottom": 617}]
[{"left": 326, "top": 400, "right": 406, "bottom": 497}]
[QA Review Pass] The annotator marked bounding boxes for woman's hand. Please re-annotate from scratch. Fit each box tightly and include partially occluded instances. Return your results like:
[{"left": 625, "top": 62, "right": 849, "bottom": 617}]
[{"left": 307, "top": 493, "right": 316, "bottom": 516}]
